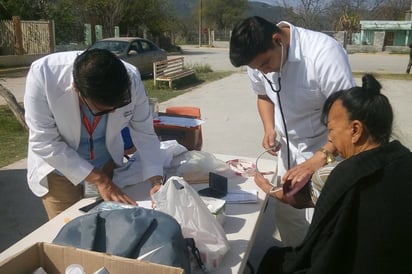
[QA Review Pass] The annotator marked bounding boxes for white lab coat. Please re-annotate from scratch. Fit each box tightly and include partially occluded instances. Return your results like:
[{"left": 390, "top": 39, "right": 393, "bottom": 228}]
[{"left": 24, "top": 51, "right": 163, "bottom": 197}]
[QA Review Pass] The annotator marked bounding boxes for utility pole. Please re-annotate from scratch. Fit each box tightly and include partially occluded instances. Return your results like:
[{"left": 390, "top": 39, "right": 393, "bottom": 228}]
[{"left": 198, "top": 0, "right": 202, "bottom": 47}]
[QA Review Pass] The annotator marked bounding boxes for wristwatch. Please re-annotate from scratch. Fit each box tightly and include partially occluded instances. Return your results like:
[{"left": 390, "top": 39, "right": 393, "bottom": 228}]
[{"left": 318, "top": 147, "right": 335, "bottom": 164}]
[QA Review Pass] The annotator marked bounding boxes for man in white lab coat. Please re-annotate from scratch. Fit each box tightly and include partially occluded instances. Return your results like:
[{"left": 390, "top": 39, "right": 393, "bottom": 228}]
[
  {"left": 24, "top": 49, "right": 163, "bottom": 219},
  {"left": 230, "top": 16, "right": 355, "bottom": 247}
]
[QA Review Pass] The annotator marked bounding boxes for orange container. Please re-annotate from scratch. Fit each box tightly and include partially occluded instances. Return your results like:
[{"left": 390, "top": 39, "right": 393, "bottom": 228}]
[{"left": 154, "top": 106, "right": 203, "bottom": 151}]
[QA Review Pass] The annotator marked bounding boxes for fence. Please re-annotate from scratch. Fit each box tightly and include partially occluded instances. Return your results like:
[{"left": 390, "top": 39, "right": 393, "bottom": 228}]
[
  {"left": 0, "top": 16, "right": 54, "bottom": 55},
  {"left": 174, "top": 29, "right": 231, "bottom": 47}
]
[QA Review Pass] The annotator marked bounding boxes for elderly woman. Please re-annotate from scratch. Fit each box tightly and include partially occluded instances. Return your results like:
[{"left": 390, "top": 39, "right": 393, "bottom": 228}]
[{"left": 258, "top": 74, "right": 412, "bottom": 274}]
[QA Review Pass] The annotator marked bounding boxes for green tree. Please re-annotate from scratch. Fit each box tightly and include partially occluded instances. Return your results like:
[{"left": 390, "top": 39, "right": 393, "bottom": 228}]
[
  {"left": 123, "top": 0, "right": 176, "bottom": 37},
  {"left": 78, "top": 0, "right": 130, "bottom": 37},
  {"left": 0, "top": 1, "right": 6, "bottom": 17},
  {"left": 49, "top": 0, "right": 84, "bottom": 44},
  {"left": 202, "top": 0, "right": 247, "bottom": 31},
  {"left": 0, "top": 0, "right": 44, "bottom": 19}
]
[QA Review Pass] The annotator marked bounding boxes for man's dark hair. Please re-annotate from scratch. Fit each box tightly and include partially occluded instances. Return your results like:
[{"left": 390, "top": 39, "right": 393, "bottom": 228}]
[
  {"left": 73, "top": 48, "right": 130, "bottom": 106},
  {"left": 229, "top": 16, "right": 281, "bottom": 67}
]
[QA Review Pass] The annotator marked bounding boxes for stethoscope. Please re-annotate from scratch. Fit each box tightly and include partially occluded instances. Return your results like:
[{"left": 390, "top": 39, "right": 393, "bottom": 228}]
[{"left": 259, "top": 43, "right": 291, "bottom": 170}]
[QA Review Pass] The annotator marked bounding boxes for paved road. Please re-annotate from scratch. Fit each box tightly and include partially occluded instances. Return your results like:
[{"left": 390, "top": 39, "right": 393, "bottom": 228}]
[
  {"left": 348, "top": 52, "right": 409, "bottom": 74},
  {"left": 0, "top": 47, "right": 411, "bottom": 272}
]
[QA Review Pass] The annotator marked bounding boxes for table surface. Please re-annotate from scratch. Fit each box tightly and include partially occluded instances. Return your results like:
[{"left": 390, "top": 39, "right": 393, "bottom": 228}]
[{"left": 0, "top": 153, "right": 277, "bottom": 273}]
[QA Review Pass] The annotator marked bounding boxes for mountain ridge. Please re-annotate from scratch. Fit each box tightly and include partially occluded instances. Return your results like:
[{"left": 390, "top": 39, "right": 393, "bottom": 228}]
[{"left": 169, "top": 0, "right": 285, "bottom": 22}]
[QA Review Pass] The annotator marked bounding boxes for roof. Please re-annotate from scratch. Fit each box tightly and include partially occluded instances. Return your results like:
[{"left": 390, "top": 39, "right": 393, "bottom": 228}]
[
  {"left": 360, "top": 20, "right": 412, "bottom": 30},
  {"left": 99, "top": 37, "right": 145, "bottom": 42}
]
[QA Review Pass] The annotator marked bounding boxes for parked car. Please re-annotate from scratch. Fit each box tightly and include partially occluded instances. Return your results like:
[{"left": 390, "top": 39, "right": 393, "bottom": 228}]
[{"left": 89, "top": 37, "right": 167, "bottom": 76}]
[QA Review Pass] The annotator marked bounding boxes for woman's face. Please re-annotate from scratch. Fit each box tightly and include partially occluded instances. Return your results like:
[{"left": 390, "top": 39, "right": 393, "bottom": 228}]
[{"left": 327, "top": 99, "right": 356, "bottom": 159}]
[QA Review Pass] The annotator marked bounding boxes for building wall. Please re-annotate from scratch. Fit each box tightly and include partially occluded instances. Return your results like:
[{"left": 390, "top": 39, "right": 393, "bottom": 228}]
[
  {"left": 359, "top": 20, "right": 412, "bottom": 46},
  {"left": 374, "top": 32, "right": 385, "bottom": 50}
]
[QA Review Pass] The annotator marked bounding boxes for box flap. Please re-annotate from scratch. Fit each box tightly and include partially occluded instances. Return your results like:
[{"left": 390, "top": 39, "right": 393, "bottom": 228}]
[{"left": 0, "top": 242, "right": 184, "bottom": 274}]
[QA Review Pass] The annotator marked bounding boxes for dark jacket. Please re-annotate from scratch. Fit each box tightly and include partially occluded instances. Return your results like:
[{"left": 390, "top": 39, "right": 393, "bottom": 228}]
[{"left": 283, "top": 140, "right": 412, "bottom": 274}]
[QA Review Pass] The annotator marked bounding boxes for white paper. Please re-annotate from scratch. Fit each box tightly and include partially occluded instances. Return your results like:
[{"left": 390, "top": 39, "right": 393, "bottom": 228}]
[
  {"left": 157, "top": 116, "right": 205, "bottom": 128},
  {"left": 136, "top": 200, "right": 153, "bottom": 209}
]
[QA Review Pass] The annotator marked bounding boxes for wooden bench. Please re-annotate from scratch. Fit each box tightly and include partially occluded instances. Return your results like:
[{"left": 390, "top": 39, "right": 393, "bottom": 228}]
[{"left": 153, "top": 57, "right": 195, "bottom": 88}]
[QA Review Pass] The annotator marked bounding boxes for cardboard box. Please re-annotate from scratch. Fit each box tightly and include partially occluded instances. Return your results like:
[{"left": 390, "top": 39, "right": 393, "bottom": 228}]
[{"left": 0, "top": 242, "right": 184, "bottom": 274}]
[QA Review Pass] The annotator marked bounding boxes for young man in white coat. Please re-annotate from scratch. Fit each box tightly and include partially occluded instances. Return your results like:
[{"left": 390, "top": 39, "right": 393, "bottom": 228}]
[
  {"left": 24, "top": 49, "right": 163, "bottom": 219},
  {"left": 229, "top": 16, "right": 355, "bottom": 247}
]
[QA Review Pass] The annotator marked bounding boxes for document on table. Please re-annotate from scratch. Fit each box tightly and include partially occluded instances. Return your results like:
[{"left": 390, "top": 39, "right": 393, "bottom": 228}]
[
  {"left": 136, "top": 200, "right": 153, "bottom": 209},
  {"left": 156, "top": 116, "right": 205, "bottom": 128},
  {"left": 224, "top": 189, "right": 258, "bottom": 204}
]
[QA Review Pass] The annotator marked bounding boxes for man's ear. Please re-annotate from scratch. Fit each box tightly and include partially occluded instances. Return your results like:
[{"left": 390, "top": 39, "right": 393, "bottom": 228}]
[
  {"left": 271, "top": 33, "right": 282, "bottom": 46},
  {"left": 72, "top": 83, "right": 82, "bottom": 97}
]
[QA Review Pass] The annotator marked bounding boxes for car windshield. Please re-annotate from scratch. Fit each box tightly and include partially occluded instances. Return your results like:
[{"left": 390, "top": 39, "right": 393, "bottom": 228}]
[{"left": 89, "top": 41, "right": 129, "bottom": 54}]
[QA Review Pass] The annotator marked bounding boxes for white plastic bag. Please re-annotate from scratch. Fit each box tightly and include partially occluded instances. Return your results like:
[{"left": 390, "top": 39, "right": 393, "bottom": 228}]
[
  {"left": 175, "top": 151, "right": 231, "bottom": 183},
  {"left": 112, "top": 140, "right": 187, "bottom": 188},
  {"left": 153, "top": 176, "right": 230, "bottom": 271}
]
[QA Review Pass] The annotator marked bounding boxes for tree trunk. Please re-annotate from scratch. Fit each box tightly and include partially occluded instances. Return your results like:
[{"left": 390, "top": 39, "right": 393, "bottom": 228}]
[{"left": 0, "top": 83, "right": 28, "bottom": 131}]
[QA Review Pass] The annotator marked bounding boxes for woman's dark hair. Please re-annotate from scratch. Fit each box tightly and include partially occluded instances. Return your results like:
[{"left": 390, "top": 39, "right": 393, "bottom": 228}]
[
  {"left": 321, "top": 74, "right": 393, "bottom": 144},
  {"left": 229, "top": 16, "right": 281, "bottom": 67},
  {"left": 73, "top": 48, "right": 130, "bottom": 106}
]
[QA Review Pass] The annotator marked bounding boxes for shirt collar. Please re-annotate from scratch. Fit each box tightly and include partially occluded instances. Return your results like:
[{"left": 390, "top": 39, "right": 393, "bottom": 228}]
[{"left": 277, "top": 21, "right": 301, "bottom": 63}]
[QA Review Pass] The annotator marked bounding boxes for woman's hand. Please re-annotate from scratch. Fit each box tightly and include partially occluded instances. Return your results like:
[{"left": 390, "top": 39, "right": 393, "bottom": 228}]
[{"left": 254, "top": 171, "right": 284, "bottom": 201}]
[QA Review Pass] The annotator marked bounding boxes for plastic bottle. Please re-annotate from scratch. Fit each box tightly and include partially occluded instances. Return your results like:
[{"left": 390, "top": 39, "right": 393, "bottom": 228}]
[{"left": 65, "top": 264, "right": 85, "bottom": 274}]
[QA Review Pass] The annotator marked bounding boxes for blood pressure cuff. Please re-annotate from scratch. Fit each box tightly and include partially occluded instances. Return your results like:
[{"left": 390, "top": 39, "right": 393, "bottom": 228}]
[{"left": 282, "top": 179, "right": 314, "bottom": 209}]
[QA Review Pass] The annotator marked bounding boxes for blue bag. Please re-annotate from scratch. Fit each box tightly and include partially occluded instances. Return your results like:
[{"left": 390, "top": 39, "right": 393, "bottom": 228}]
[{"left": 53, "top": 207, "right": 192, "bottom": 273}]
